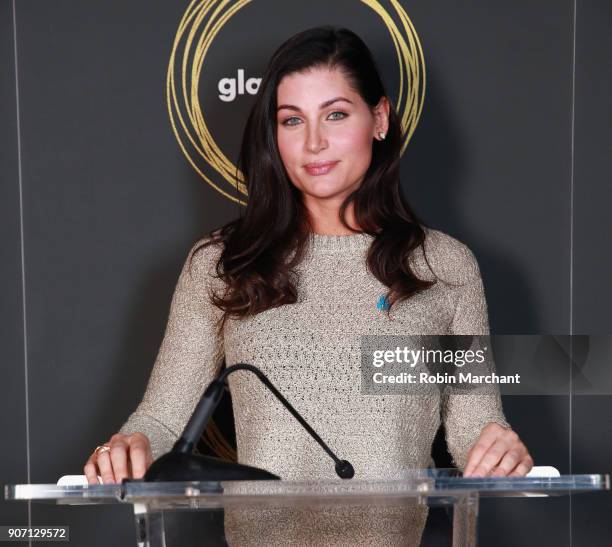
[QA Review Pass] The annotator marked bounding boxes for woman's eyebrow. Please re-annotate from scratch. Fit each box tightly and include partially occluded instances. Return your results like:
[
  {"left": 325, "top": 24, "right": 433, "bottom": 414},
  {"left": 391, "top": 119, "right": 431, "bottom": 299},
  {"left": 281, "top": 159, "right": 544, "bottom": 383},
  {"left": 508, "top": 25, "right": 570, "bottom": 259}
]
[{"left": 277, "top": 97, "right": 353, "bottom": 112}]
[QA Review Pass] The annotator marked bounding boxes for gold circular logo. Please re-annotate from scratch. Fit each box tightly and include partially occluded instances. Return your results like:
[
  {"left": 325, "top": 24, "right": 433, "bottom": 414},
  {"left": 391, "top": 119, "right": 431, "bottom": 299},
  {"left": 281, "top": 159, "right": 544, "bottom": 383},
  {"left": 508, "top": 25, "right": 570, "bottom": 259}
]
[{"left": 167, "top": 0, "right": 426, "bottom": 205}]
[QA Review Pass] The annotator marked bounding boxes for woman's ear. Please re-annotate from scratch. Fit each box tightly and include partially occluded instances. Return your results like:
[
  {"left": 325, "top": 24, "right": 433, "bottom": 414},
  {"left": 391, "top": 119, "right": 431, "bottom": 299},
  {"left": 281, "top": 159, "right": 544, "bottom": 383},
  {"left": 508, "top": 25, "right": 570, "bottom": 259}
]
[{"left": 373, "top": 96, "right": 390, "bottom": 140}]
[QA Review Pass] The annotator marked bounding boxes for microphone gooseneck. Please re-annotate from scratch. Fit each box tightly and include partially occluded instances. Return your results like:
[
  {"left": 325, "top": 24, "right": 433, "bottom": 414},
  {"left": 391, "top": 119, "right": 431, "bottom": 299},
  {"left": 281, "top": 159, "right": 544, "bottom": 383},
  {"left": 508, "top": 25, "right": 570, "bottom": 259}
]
[{"left": 174, "top": 363, "right": 355, "bottom": 480}]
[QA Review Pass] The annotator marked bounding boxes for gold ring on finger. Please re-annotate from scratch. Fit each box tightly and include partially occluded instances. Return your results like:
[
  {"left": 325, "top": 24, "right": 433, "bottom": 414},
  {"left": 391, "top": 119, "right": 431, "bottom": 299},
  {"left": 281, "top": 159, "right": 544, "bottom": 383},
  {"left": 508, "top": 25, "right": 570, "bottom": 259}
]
[{"left": 94, "top": 444, "right": 111, "bottom": 457}]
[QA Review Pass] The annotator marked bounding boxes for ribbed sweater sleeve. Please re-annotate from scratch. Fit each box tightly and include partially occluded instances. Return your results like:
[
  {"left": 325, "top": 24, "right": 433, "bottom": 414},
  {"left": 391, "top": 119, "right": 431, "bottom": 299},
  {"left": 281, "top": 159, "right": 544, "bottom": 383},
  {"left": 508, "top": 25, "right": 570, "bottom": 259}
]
[
  {"left": 119, "top": 238, "right": 225, "bottom": 459},
  {"left": 440, "top": 243, "right": 510, "bottom": 470}
]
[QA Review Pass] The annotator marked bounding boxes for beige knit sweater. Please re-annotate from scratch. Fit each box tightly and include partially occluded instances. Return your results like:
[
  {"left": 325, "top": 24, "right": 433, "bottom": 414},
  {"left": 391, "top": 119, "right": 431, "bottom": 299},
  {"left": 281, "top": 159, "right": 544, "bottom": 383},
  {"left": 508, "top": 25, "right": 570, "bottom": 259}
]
[{"left": 120, "top": 227, "right": 509, "bottom": 546}]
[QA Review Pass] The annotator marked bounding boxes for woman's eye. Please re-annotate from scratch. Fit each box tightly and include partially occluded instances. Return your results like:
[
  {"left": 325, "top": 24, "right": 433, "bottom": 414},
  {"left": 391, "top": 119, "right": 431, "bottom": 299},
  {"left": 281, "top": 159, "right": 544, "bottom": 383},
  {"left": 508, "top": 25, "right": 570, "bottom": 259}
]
[
  {"left": 281, "top": 116, "right": 301, "bottom": 126},
  {"left": 328, "top": 111, "right": 347, "bottom": 121}
]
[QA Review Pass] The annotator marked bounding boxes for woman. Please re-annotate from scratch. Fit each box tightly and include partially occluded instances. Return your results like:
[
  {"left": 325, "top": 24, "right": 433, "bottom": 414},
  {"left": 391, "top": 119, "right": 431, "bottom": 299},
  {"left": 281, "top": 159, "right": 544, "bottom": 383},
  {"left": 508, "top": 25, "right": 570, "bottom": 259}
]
[{"left": 84, "top": 26, "right": 532, "bottom": 544}]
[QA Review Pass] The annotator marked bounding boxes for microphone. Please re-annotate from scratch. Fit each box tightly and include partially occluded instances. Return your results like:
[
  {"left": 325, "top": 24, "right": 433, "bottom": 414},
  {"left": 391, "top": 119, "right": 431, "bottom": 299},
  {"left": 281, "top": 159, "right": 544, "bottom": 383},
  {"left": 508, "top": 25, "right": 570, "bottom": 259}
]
[{"left": 143, "top": 363, "right": 355, "bottom": 482}]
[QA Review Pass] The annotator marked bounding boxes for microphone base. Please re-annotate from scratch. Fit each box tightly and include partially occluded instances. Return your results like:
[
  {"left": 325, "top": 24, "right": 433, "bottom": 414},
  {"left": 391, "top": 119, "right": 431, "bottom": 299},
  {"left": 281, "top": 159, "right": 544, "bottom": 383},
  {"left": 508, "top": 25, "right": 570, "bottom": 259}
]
[{"left": 143, "top": 452, "right": 281, "bottom": 482}]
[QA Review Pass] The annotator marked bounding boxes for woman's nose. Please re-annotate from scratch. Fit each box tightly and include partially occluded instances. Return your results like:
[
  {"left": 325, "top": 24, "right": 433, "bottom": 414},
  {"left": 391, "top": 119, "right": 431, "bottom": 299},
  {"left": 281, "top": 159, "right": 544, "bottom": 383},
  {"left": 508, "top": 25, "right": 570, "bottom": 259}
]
[{"left": 305, "top": 124, "right": 328, "bottom": 154}]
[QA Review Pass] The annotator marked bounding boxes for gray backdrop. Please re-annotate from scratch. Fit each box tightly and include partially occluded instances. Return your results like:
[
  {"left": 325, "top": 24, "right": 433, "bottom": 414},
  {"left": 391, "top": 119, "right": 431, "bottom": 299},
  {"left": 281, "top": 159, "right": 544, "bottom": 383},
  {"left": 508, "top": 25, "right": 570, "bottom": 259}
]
[{"left": 1, "top": 1, "right": 610, "bottom": 546}]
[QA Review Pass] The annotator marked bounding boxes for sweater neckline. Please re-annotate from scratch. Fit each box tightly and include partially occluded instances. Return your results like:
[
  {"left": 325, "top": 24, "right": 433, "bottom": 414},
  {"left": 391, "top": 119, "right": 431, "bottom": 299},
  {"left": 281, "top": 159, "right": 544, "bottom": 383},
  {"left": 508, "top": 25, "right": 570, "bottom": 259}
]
[{"left": 307, "top": 231, "right": 375, "bottom": 252}]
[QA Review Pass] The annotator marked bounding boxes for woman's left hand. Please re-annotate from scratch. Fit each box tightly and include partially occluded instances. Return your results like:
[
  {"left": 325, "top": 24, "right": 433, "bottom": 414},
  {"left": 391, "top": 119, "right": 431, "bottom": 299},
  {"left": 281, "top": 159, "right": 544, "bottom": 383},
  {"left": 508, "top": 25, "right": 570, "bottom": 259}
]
[{"left": 463, "top": 422, "right": 533, "bottom": 477}]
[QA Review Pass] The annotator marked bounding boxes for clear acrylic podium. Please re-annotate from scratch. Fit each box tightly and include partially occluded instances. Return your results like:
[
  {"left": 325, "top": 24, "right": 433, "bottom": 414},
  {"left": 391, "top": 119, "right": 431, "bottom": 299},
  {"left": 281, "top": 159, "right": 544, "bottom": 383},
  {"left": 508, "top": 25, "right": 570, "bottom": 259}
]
[{"left": 5, "top": 469, "right": 609, "bottom": 546}]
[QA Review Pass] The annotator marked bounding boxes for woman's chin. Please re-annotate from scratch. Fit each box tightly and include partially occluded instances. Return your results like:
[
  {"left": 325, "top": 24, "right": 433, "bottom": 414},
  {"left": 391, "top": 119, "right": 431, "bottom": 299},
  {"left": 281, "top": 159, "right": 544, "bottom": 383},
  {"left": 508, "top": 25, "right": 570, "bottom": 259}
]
[{"left": 300, "top": 180, "right": 358, "bottom": 201}]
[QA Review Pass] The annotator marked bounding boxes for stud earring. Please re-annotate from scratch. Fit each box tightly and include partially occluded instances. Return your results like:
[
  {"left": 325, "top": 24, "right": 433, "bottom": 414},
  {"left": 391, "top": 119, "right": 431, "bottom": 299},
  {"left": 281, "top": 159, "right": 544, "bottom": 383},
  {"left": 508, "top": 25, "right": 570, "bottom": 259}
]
[{"left": 378, "top": 131, "right": 386, "bottom": 140}]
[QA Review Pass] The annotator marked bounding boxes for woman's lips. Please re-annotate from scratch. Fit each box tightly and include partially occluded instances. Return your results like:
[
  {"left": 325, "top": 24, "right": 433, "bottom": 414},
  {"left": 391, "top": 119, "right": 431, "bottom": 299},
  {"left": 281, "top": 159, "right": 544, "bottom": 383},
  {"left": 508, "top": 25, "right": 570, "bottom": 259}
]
[{"left": 303, "top": 160, "right": 339, "bottom": 176}]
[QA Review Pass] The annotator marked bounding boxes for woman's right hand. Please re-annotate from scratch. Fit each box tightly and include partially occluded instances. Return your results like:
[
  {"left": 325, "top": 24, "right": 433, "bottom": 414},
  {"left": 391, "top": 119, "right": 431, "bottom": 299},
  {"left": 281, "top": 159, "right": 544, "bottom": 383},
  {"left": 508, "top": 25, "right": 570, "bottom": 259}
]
[{"left": 83, "top": 432, "right": 154, "bottom": 485}]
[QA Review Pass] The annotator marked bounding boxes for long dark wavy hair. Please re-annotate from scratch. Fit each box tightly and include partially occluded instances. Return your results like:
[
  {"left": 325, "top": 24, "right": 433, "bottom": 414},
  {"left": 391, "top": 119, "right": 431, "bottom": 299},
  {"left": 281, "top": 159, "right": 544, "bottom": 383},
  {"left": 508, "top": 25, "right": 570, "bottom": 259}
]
[{"left": 193, "top": 26, "right": 437, "bottom": 332}]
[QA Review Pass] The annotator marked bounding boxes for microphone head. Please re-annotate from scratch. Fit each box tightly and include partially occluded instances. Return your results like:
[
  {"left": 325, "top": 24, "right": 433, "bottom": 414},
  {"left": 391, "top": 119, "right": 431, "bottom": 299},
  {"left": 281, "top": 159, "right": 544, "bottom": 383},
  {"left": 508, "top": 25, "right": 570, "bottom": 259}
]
[{"left": 335, "top": 460, "right": 355, "bottom": 479}]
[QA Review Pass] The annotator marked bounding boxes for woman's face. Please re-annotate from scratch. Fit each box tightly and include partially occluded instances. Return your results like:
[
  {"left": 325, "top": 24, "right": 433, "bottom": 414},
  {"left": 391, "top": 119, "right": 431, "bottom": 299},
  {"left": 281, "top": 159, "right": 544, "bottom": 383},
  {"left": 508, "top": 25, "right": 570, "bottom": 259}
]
[{"left": 276, "top": 66, "right": 388, "bottom": 208}]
